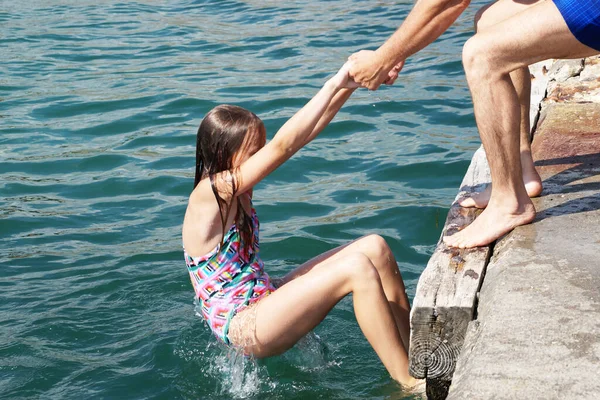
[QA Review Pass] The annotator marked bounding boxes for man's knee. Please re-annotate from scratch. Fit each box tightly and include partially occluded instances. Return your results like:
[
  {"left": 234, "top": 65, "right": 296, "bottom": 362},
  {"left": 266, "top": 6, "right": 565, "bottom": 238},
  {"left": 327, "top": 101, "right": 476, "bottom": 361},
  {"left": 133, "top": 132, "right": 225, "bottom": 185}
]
[
  {"left": 462, "top": 35, "right": 496, "bottom": 80},
  {"left": 474, "top": 3, "right": 494, "bottom": 32},
  {"left": 469, "top": 3, "right": 501, "bottom": 72}
]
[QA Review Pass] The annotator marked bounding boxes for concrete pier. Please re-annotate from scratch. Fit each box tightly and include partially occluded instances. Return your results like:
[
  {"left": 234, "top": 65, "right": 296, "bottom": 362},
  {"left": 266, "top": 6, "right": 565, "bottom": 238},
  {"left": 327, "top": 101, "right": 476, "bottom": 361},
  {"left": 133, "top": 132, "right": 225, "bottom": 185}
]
[{"left": 409, "top": 56, "right": 600, "bottom": 399}]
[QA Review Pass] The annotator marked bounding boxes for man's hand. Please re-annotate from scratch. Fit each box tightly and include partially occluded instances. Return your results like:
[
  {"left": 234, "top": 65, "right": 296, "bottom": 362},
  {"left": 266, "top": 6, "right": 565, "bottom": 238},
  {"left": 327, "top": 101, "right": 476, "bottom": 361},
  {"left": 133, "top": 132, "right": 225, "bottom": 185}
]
[{"left": 348, "top": 50, "right": 396, "bottom": 90}]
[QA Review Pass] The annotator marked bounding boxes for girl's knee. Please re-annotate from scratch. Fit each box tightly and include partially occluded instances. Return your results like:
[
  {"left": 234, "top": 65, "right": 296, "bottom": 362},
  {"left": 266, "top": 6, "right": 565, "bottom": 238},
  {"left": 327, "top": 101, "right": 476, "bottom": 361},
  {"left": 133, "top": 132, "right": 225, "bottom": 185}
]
[
  {"left": 344, "top": 253, "right": 381, "bottom": 287},
  {"left": 358, "top": 234, "right": 393, "bottom": 263},
  {"left": 363, "top": 234, "right": 389, "bottom": 252}
]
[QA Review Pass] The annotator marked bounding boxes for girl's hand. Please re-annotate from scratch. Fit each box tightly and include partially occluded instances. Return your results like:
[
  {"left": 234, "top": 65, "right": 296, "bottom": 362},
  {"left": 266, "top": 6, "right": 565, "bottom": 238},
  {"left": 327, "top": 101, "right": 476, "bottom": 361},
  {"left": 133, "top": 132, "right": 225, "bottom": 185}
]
[
  {"left": 330, "top": 62, "right": 360, "bottom": 90},
  {"left": 384, "top": 60, "right": 405, "bottom": 85}
]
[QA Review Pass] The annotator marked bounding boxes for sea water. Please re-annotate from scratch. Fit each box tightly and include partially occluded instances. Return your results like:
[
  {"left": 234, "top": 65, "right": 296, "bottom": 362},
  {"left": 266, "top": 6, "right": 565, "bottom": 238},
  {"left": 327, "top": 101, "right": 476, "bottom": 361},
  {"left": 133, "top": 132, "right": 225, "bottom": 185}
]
[{"left": 0, "top": 0, "right": 486, "bottom": 398}]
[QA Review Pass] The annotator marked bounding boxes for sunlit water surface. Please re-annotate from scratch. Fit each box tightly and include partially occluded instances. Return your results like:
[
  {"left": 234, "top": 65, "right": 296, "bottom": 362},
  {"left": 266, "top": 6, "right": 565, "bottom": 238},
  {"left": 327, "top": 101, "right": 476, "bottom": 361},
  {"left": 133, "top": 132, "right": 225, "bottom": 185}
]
[{"left": 1, "top": 0, "right": 486, "bottom": 398}]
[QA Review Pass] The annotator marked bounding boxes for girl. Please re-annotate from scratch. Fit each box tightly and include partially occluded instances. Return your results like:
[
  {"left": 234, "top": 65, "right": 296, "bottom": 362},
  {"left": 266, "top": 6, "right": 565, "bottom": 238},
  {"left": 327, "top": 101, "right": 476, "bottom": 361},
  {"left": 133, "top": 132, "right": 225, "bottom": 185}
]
[{"left": 182, "top": 63, "right": 421, "bottom": 388}]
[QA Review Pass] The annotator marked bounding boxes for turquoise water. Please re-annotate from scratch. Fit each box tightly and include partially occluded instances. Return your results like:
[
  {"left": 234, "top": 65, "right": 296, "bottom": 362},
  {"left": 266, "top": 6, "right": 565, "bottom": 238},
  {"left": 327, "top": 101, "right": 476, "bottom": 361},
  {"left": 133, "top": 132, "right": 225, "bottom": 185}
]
[{"left": 1, "top": 1, "right": 484, "bottom": 399}]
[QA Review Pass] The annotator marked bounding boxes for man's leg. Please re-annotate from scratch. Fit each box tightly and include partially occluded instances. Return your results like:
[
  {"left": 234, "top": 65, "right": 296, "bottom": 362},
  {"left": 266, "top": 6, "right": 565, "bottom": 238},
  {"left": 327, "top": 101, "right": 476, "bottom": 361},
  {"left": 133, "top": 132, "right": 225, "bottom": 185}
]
[
  {"left": 444, "top": 0, "right": 599, "bottom": 248},
  {"left": 460, "top": 0, "right": 543, "bottom": 209}
]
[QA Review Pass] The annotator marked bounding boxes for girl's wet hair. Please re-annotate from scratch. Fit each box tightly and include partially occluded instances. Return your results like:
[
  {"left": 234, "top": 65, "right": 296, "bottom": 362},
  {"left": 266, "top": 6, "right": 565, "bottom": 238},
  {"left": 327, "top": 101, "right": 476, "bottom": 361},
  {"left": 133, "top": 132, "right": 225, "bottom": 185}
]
[{"left": 194, "top": 104, "right": 265, "bottom": 258}]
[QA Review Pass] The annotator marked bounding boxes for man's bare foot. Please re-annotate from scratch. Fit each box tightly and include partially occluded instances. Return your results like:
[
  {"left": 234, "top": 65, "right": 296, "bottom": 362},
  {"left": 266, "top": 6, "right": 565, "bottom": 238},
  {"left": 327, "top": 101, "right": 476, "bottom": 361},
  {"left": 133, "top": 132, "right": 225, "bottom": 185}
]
[
  {"left": 459, "top": 152, "right": 542, "bottom": 209},
  {"left": 443, "top": 200, "right": 536, "bottom": 248}
]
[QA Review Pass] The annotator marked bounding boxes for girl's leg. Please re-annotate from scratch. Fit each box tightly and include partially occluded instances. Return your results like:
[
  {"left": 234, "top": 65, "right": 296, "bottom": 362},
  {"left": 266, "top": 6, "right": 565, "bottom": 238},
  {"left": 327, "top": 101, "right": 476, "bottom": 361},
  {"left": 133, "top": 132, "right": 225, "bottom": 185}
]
[
  {"left": 229, "top": 252, "right": 418, "bottom": 386},
  {"left": 277, "top": 234, "right": 411, "bottom": 348}
]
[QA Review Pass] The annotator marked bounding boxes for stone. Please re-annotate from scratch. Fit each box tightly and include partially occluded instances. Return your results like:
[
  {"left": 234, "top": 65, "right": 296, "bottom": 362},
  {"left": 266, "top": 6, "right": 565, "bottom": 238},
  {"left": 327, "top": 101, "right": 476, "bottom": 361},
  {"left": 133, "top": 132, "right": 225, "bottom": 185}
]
[{"left": 548, "top": 59, "right": 584, "bottom": 82}]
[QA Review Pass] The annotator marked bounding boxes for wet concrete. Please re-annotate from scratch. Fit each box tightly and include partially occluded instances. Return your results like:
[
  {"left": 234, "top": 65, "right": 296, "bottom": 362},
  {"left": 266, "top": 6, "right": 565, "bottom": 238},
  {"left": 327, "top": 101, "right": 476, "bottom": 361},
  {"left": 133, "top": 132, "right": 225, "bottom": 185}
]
[{"left": 446, "top": 56, "right": 600, "bottom": 400}]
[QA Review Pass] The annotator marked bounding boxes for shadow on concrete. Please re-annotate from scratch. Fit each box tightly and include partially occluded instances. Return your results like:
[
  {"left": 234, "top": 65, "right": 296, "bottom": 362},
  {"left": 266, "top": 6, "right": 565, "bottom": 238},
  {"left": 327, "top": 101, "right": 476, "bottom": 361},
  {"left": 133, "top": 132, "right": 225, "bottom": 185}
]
[{"left": 534, "top": 151, "right": 600, "bottom": 221}]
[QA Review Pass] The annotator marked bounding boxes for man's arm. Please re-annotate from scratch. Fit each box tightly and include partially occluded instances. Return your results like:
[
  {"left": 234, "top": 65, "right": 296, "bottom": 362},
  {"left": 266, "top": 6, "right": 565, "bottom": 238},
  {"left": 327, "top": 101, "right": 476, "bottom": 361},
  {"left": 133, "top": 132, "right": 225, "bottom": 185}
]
[{"left": 350, "top": 0, "right": 471, "bottom": 90}]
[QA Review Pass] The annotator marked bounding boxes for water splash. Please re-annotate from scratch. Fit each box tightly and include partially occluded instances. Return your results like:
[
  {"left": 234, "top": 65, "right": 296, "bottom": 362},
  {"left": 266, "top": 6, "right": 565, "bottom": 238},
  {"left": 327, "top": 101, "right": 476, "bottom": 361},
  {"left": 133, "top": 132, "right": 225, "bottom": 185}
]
[
  {"left": 174, "top": 328, "right": 277, "bottom": 399},
  {"left": 210, "top": 348, "right": 276, "bottom": 398},
  {"left": 176, "top": 299, "right": 340, "bottom": 398},
  {"left": 282, "top": 332, "right": 337, "bottom": 372}
]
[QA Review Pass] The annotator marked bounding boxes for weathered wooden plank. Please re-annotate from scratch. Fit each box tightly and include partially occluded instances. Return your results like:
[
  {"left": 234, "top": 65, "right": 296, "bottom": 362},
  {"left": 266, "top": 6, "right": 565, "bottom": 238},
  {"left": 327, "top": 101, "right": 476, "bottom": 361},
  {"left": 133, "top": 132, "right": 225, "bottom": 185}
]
[{"left": 409, "top": 148, "right": 492, "bottom": 387}]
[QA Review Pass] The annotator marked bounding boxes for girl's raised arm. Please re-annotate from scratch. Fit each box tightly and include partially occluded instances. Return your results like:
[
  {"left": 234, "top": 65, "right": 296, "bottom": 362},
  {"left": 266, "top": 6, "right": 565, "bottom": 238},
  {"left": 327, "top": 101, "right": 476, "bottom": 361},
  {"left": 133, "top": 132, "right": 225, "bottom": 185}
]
[{"left": 226, "top": 63, "right": 357, "bottom": 197}]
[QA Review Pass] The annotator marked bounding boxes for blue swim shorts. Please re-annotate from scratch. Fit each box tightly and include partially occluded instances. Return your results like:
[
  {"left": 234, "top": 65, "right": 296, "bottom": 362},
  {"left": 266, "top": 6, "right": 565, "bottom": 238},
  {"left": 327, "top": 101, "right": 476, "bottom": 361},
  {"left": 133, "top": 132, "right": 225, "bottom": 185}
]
[{"left": 553, "top": 0, "right": 600, "bottom": 52}]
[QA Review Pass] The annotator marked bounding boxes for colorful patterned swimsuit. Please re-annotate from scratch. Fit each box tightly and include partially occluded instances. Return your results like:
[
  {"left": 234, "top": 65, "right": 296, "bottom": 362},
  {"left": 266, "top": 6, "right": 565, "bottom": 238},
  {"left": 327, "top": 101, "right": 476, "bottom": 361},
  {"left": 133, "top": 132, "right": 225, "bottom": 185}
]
[{"left": 184, "top": 201, "right": 275, "bottom": 344}]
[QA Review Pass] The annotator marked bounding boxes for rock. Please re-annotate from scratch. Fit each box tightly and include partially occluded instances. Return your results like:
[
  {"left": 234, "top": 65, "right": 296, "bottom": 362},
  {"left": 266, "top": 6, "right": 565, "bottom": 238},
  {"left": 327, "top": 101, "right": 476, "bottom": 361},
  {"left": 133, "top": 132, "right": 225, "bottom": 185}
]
[
  {"left": 580, "top": 56, "right": 600, "bottom": 82},
  {"left": 548, "top": 59, "right": 584, "bottom": 82}
]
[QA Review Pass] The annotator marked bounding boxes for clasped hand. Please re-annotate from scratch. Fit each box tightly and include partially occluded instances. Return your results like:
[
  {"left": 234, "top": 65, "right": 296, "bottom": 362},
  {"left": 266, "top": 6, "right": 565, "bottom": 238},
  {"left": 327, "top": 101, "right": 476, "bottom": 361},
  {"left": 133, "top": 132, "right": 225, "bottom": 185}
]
[
  {"left": 332, "top": 50, "right": 405, "bottom": 91},
  {"left": 348, "top": 50, "right": 405, "bottom": 90}
]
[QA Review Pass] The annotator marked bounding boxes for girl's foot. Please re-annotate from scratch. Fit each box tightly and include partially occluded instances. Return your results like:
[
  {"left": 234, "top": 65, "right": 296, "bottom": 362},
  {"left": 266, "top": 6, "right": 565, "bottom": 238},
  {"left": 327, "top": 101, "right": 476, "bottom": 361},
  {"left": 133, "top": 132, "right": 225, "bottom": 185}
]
[{"left": 402, "top": 378, "right": 426, "bottom": 398}]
